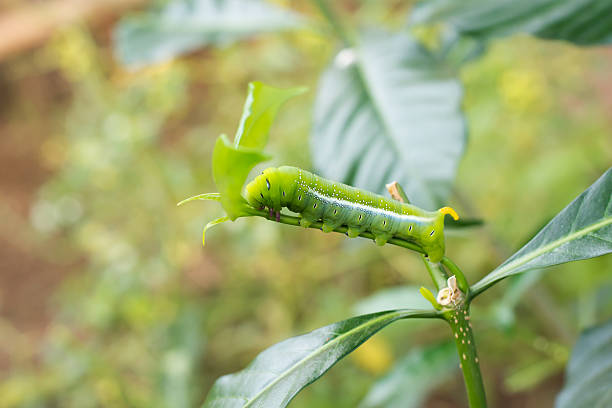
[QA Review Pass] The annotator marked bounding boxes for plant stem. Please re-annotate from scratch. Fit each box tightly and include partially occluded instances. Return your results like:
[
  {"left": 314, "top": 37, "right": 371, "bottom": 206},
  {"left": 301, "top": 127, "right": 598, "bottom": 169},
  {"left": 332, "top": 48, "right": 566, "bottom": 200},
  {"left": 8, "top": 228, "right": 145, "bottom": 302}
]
[
  {"left": 445, "top": 308, "right": 487, "bottom": 407},
  {"left": 439, "top": 258, "right": 486, "bottom": 406},
  {"left": 311, "top": 0, "right": 353, "bottom": 46},
  {"left": 441, "top": 256, "right": 470, "bottom": 299},
  {"left": 243, "top": 207, "right": 426, "bottom": 254},
  {"left": 421, "top": 255, "right": 448, "bottom": 291}
]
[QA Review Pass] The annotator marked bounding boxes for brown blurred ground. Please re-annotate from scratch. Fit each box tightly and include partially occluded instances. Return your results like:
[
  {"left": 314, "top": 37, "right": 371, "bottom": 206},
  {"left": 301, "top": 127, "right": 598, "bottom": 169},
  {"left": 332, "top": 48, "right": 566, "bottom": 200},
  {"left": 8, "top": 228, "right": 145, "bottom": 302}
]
[{"left": 0, "top": 0, "right": 147, "bottom": 60}]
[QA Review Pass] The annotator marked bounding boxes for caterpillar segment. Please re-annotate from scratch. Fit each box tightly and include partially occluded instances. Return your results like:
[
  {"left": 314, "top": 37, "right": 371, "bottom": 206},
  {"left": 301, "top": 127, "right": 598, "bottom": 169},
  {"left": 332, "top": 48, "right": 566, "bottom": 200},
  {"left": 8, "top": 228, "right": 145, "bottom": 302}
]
[{"left": 244, "top": 166, "right": 459, "bottom": 262}]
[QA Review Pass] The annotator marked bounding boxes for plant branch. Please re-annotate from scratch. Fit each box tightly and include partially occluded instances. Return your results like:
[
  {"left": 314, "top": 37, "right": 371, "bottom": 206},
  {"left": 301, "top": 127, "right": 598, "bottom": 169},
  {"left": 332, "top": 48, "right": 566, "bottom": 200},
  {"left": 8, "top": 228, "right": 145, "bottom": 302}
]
[
  {"left": 243, "top": 207, "right": 426, "bottom": 254},
  {"left": 433, "top": 256, "right": 484, "bottom": 406},
  {"left": 421, "top": 255, "right": 448, "bottom": 291},
  {"left": 441, "top": 256, "right": 470, "bottom": 300}
]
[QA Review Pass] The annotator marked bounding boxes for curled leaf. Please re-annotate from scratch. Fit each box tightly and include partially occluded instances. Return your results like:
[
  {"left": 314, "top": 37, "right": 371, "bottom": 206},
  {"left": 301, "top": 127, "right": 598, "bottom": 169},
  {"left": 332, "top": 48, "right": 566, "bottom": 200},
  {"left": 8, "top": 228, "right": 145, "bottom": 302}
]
[
  {"left": 176, "top": 192, "right": 221, "bottom": 206},
  {"left": 212, "top": 134, "right": 270, "bottom": 220},
  {"left": 202, "top": 216, "right": 231, "bottom": 246}
]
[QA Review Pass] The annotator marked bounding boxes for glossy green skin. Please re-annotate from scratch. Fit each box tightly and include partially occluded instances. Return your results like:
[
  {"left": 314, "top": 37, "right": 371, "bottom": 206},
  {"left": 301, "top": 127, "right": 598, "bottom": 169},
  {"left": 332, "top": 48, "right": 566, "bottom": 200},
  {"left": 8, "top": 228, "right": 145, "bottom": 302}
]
[{"left": 245, "top": 166, "right": 448, "bottom": 262}]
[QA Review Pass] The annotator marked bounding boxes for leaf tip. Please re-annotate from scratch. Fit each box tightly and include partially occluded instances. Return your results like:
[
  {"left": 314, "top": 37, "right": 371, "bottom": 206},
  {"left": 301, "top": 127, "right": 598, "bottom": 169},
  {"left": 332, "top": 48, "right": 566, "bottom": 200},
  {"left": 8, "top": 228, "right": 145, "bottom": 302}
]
[
  {"left": 201, "top": 216, "right": 231, "bottom": 246},
  {"left": 420, "top": 286, "right": 442, "bottom": 310}
]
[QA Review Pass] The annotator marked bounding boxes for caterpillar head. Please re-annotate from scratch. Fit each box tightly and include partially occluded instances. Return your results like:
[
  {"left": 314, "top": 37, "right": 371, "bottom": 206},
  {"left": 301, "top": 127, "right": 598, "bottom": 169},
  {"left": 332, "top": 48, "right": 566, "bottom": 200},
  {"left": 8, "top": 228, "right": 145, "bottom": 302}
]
[{"left": 244, "top": 168, "right": 276, "bottom": 209}]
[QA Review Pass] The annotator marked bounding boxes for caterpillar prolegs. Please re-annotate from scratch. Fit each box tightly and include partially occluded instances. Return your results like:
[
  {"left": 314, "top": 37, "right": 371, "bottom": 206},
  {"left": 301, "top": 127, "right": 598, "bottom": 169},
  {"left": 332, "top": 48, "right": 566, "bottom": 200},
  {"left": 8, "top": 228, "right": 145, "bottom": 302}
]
[{"left": 244, "top": 166, "right": 459, "bottom": 262}]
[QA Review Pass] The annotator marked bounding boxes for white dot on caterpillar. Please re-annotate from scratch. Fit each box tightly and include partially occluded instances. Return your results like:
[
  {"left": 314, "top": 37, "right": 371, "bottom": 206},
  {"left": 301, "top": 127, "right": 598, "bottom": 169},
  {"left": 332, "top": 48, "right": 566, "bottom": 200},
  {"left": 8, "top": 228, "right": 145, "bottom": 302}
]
[
  {"left": 462, "top": 339, "right": 465, "bottom": 344},
  {"left": 455, "top": 333, "right": 458, "bottom": 338},
  {"left": 454, "top": 318, "right": 458, "bottom": 324},
  {"left": 475, "top": 357, "right": 479, "bottom": 363},
  {"left": 463, "top": 353, "right": 466, "bottom": 360},
  {"left": 468, "top": 340, "right": 471, "bottom": 344},
  {"left": 460, "top": 327, "right": 464, "bottom": 332}
]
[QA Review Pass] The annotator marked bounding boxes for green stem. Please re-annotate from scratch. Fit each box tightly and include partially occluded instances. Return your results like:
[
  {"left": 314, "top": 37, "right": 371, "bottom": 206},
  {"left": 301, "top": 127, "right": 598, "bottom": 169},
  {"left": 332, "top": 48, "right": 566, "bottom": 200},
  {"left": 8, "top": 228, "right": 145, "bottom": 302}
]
[
  {"left": 242, "top": 207, "right": 426, "bottom": 254},
  {"left": 441, "top": 256, "right": 470, "bottom": 299},
  {"left": 421, "top": 255, "right": 448, "bottom": 291},
  {"left": 437, "top": 257, "right": 486, "bottom": 406},
  {"left": 311, "top": 0, "right": 353, "bottom": 46},
  {"left": 445, "top": 308, "right": 487, "bottom": 408}
]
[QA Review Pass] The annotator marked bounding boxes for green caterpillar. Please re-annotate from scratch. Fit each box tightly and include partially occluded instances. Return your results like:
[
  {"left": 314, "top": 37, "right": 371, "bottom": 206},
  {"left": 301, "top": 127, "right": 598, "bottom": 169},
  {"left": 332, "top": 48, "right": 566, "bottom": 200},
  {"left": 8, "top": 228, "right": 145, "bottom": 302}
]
[{"left": 244, "top": 166, "right": 459, "bottom": 262}]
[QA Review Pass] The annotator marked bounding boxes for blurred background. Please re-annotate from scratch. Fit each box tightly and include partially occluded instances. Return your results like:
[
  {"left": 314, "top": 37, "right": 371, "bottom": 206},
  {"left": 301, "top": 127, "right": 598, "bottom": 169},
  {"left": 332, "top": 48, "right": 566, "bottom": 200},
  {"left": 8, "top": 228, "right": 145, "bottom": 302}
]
[{"left": 0, "top": 0, "right": 611, "bottom": 407}]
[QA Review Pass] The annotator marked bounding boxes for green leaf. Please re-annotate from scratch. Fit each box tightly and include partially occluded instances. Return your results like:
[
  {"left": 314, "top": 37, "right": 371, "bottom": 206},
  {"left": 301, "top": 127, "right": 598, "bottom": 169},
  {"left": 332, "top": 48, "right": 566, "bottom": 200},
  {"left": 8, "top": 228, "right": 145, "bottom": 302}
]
[
  {"left": 472, "top": 167, "right": 612, "bottom": 296},
  {"left": 311, "top": 31, "right": 465, "bottom": 210},
  {"left": 202, "top": 309, "right": 439, "bottom": 408},
  {"left": 234, "top": 82, "right": 307, "bottom": 150},
  {"left": 202, "top": 216, "right": 231, "bottom": 245},
  {"left": 212, "top": 134, "right": 269, "bottom": 220},
  {"left": 556, "top": 319, "right": 612, "bottom": 408},
  {"left": 410, "top": 0, "right": 612, "bottom": 46},
  {"left": 359, "top": 342, "right": 457, "bottom": 408},
  {"left": 114, "top": 0, "right": 305, "bottom": 67},
  {"left": 353, "top": 286, "right": 431, "bottom": 315}
]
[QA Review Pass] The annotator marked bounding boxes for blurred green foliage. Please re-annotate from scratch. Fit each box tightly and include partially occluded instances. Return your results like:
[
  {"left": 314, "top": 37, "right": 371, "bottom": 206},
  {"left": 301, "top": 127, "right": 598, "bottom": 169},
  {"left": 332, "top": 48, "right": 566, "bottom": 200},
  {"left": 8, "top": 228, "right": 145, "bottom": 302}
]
[{"left": 0, "top": 1, "right": 611, "bottom": 407}]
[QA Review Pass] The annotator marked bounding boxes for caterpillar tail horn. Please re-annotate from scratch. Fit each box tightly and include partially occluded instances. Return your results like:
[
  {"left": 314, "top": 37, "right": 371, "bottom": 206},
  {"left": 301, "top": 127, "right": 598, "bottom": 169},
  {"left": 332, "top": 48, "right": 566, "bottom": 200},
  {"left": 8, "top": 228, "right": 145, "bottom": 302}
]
[{"left": 439, "top": 206, "right": 459, "bottom": 221}]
